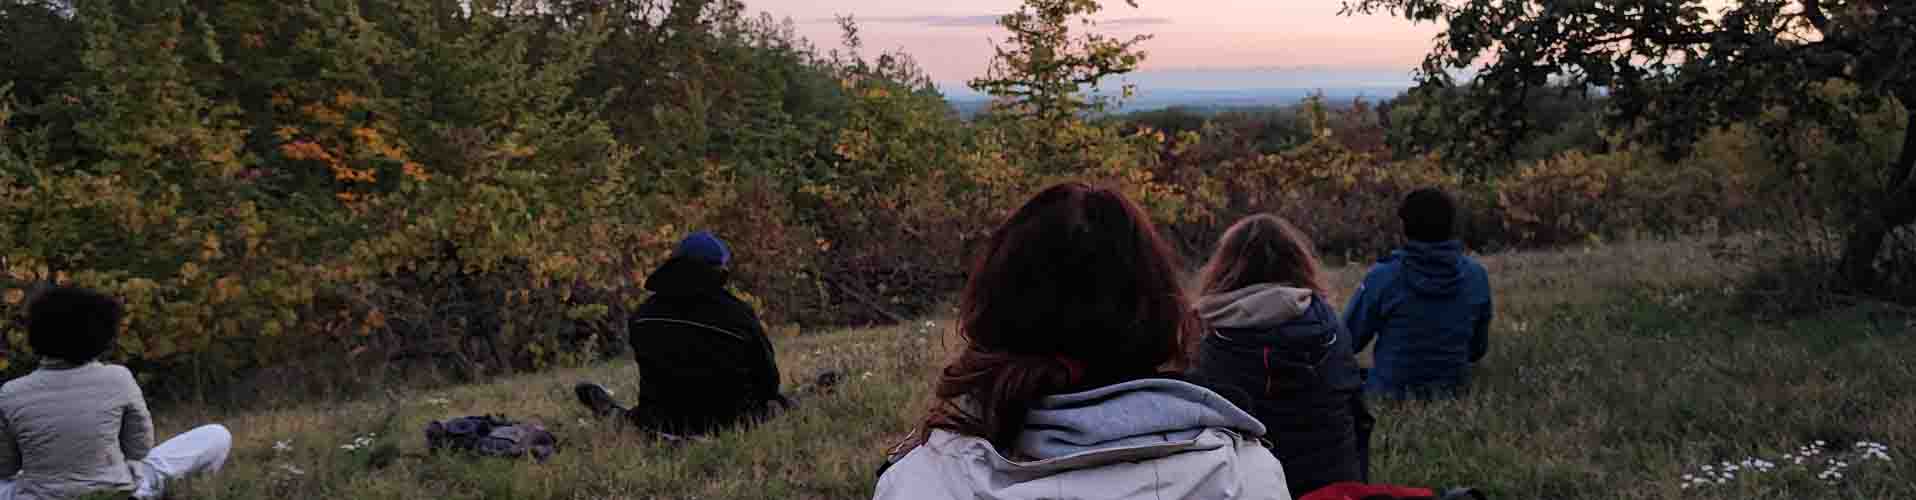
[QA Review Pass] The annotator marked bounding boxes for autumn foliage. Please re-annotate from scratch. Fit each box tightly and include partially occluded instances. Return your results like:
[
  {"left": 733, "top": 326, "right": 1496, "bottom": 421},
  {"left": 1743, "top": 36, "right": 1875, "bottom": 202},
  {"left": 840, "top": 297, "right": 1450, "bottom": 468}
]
[{"left": 0, "top": 0, "right": 1894, "bottom": 403}]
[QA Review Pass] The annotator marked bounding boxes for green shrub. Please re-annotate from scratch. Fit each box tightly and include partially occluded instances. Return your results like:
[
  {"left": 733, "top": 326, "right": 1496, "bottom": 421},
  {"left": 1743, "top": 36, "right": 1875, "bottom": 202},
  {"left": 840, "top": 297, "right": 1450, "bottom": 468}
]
[{"left": 3, "top": 0, "right": 1893, "bottom": 406}]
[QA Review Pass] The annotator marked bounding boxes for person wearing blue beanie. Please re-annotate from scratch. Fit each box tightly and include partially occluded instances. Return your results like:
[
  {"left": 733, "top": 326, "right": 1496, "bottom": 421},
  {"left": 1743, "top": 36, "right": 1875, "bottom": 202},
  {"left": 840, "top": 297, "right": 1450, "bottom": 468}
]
[
  {"left": 575, "top": 231, "right": 795, "bottom": 437},
  {"left": 674, "top": 231, "right": 732, "bottom": 267}
]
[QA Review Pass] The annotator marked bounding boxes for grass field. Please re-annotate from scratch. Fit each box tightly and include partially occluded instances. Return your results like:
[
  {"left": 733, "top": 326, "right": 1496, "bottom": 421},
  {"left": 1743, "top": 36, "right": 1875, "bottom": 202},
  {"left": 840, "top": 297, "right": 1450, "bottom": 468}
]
[{"left": 160, "top": 239, "right": 1915, "bottom": 499}]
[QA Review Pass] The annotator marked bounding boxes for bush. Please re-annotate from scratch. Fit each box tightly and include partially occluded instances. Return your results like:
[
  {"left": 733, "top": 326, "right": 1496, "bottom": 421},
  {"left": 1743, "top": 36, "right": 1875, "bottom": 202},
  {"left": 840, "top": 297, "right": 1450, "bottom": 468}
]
[{"left": 1, "top": 0, "right": 1891, "bottom": 406}]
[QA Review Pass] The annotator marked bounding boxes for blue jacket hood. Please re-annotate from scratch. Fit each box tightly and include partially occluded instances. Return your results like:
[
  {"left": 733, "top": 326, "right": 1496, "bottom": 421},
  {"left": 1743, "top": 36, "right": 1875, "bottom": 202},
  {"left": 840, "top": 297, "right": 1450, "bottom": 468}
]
[{"left": 1387, "top": 240, "right": 1467, "bottom": 297}]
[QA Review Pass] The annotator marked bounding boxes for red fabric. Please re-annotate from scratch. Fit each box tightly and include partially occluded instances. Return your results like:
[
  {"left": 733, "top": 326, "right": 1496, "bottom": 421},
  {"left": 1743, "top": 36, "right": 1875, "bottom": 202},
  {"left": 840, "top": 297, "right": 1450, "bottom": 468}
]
[
  {"left": 1262, "top": 347, "right": 1273, "bottom": 396},
  {"left": 1054, "top": 355, "right": 1085, "bottom": 384},
  {"left": 1300, "top": 482, "right": 1437, "bottom": 500}
]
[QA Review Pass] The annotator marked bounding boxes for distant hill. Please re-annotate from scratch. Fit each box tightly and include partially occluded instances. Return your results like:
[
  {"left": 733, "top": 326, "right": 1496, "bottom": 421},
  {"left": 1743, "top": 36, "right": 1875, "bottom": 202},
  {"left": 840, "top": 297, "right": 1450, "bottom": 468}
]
[
  {"left": 948, "top": 86, "right": 1402, "bottom": 118},
  {"left": 943, "top": 66, "right": 1418, "bottom": 117}
]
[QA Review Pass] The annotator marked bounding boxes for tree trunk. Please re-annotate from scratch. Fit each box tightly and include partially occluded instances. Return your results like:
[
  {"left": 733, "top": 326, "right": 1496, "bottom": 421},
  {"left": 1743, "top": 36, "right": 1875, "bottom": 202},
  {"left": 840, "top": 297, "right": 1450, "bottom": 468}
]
[{"left": 1836, "top": 108, "right": 1916, "bottom": 290}]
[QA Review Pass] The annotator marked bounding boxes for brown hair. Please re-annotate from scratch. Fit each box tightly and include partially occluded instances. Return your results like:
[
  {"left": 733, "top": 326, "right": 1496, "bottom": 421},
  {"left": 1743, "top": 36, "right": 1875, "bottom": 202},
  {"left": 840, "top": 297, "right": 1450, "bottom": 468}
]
[
  {"left": 914, "top": 182, "right": 1196, "bottom": 450},
  {"left": 1195, "top": 213, "right": 1328, "bottom": 296}
]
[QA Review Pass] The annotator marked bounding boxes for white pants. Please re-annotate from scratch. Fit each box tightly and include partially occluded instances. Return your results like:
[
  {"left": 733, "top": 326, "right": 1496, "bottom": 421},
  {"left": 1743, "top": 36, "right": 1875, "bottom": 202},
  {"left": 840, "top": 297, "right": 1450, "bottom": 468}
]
[
  {"left": 0, "top": 424, "right": 232, "bottom": 500},
  {"left": 134, "top": 424, "right": 233, "bottom": 498}
]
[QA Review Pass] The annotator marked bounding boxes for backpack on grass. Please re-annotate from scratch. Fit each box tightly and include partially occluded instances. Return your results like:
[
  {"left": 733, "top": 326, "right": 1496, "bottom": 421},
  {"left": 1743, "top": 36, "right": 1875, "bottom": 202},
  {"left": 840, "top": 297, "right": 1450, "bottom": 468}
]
[{"left": 424, "top": 415, "right": 559, "bottom": 462}]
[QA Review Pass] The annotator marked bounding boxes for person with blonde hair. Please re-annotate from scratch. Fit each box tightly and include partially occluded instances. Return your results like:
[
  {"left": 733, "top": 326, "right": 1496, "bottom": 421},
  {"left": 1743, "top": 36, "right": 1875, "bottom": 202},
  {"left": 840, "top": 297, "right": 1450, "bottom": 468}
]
[{"left": 1188, "top": 214, "right": 1369, "bottom": 496}]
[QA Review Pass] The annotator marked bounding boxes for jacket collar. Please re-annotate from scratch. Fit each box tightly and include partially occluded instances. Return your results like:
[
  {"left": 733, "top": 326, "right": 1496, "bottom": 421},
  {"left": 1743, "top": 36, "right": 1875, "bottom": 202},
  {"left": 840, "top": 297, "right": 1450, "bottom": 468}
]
[{"left": 36, "top": 359, "right": 94, "bottom": 370}]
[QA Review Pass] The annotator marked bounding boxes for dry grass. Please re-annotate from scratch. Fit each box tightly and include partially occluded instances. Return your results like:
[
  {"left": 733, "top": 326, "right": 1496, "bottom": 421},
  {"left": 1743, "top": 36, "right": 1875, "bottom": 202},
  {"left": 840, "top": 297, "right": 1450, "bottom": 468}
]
[{"left": 163, "top": 238, "right": 1914, "bottom": 499}]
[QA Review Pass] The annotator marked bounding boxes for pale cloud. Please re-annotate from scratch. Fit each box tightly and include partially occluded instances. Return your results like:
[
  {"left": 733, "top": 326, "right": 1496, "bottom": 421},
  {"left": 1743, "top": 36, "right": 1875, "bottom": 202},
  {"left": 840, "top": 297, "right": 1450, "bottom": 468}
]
[
  {"left": 815, "top": 15, "right": 1003, "bottom": 27},
  {"left": 755, "top": 0, "right": 1441, "bottom": 85},
  {"left": 1104, "top": 17, "right": 1175, "bottom": 26},
  {"left": 812, "top": 15, "right": 1172, "bottom": 28}
]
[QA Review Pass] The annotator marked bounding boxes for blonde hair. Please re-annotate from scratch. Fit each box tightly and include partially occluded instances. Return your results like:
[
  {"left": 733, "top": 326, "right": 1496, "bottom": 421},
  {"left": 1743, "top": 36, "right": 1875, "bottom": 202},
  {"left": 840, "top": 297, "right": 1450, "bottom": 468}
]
[{"left": 1195, "top": 214, "right": 1328, "bottom": 296}]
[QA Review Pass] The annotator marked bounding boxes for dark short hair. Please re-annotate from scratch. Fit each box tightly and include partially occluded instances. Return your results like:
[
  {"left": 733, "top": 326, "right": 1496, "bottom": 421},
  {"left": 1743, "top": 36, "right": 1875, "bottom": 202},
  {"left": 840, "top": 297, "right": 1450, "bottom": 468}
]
[
  {"left": 1400, "top": 188, "right": 1457, "bottom": 243},
  {"left": 27, "top": 286, "right": 123, "bottom": 364}
]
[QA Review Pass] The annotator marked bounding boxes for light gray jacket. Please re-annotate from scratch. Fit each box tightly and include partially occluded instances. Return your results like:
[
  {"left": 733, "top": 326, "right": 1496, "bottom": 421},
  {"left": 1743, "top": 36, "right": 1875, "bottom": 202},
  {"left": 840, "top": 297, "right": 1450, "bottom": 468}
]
[
  {"left": 875, "top": 378, "right": 1293, "bottom": 500},
  {"left": 0, "top": 361, "right": 153, "bottom": 500}
]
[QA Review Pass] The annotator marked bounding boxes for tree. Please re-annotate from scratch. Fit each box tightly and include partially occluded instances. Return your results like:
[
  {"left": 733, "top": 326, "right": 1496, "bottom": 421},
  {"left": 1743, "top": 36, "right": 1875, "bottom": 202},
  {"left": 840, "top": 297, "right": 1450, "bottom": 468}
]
[
  {"left": 1344, "top": 0, "right": 1916, "bottom": 290},
  {"left": 962, "top": 0, "right": 1164, "bottom": 182},
  {"left": 968, "top": 0, "right": 1150, "bottom": 122},
  {"left": 0, "top": 1, "right": 81, "bottom": 111},
  {"left": 1380, "top": 84, "right": 1607, "bottom": 168}
]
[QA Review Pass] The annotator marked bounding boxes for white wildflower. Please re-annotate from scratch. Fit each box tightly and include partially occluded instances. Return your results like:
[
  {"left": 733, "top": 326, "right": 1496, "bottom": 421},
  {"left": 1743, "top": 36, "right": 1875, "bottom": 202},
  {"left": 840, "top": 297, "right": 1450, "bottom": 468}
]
[
  {"left": 273, "top": 440, "right": 292, "bottom": 453},
  {"left": 340, "top": 434, "right": 376, "bottom": 452}
]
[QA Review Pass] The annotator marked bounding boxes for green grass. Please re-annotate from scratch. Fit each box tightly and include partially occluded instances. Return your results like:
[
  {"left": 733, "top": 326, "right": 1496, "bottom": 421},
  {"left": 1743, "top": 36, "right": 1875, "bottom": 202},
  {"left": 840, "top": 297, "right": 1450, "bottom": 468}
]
[{"left": 162, "top": 239, "right": 1915, "bottom": 499}]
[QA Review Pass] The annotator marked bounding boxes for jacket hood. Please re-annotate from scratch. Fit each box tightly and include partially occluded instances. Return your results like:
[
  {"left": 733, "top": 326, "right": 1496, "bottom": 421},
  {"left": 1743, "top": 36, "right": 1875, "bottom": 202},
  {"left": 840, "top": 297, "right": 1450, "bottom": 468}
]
[
  {"left": 1013, "top": 378, "right": 1266, "bottom": 461},
  {"left": 644, "top": 256, "right": 729, "bottom": 296},
  {"left": 1196, "top": 284, "right": 1315, "bottom": 330},
  {"left": 1390, "top": 240, "right": 1467, "bottom": 297}
]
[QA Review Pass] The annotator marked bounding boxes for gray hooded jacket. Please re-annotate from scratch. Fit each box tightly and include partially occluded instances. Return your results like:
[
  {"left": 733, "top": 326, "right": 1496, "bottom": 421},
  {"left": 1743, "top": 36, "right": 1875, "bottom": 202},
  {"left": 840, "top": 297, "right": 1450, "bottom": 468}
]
[{"left": 874, "top": 378, "right": 1292, "bottom": 500}]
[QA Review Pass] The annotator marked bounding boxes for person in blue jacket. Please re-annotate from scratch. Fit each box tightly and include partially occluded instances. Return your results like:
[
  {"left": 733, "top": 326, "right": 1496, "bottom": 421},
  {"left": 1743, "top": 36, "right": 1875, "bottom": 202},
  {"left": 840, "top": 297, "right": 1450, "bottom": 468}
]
[{"left": 1344, "top": 188, "right": 1493, "bottom": 400}]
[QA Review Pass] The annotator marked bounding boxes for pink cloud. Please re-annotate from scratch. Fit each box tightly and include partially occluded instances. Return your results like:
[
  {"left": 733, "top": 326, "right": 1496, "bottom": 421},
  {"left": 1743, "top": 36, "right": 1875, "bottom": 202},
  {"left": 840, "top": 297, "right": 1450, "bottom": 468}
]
[{"left": 765, "top": 0, "right": 1441, "bottom": 84}]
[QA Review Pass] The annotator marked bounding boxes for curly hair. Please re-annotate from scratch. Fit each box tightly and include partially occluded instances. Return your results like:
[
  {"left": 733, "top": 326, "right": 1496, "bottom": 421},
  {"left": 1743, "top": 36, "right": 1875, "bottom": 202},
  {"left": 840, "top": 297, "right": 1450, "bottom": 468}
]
[{"left": 27, "top": 286, "right": 123, "bottom": 364}]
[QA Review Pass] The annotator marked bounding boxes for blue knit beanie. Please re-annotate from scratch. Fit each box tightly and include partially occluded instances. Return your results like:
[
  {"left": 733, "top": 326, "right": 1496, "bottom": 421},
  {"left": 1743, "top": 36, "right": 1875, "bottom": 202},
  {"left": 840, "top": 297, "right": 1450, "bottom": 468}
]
[{"left": 674, "top": 231, "right": 731, "bottom": 266}]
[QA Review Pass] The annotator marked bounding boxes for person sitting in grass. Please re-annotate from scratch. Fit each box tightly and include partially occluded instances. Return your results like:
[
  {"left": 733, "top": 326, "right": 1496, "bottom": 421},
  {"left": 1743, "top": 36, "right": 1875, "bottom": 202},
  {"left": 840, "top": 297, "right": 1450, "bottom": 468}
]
[
  {"left": 575, "top": 231, "right": 790, "bottom": 437},
  {"left": 1188, "top": 214, "right": 1370, "bottom": 496},
  {"left": 1, "top": 286, "right": 232, "bottom": 500},
  {"left": 875, "top": 182, "right": 1291, "bottom": 500},
  {"left": 1343, "top": 188, "right": 1493, "bottom": 399}
]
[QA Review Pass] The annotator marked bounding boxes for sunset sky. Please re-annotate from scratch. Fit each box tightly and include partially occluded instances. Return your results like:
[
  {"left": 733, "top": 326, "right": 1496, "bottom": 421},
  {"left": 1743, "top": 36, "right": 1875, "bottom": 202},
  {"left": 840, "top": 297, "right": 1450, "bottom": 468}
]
[{"left": 745, "top": 0, "right": 1444, "bottom": 94}]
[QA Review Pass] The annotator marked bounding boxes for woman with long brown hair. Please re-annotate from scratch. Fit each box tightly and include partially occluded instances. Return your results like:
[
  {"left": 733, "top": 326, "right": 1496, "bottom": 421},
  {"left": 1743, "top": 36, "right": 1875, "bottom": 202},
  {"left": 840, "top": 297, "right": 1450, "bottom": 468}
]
[
  {"left": 874, "top": 183, "right": 1291, "bottom": 500},
  {"left": 1188, "top": 214, "right": 1369, "bottom": 496}
]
